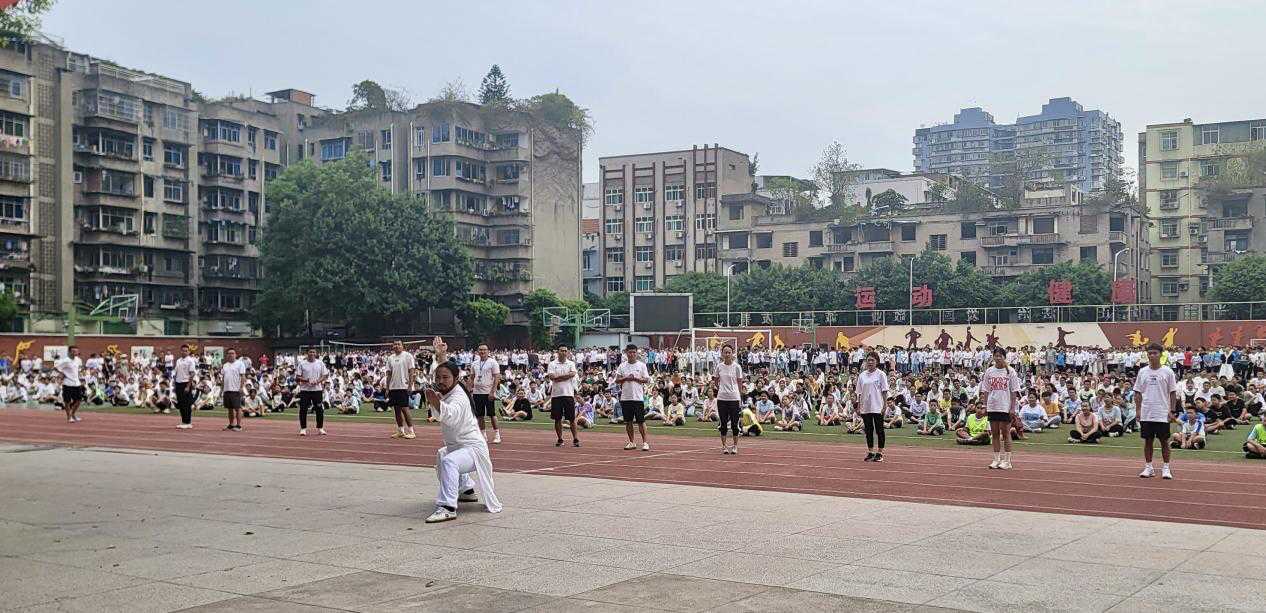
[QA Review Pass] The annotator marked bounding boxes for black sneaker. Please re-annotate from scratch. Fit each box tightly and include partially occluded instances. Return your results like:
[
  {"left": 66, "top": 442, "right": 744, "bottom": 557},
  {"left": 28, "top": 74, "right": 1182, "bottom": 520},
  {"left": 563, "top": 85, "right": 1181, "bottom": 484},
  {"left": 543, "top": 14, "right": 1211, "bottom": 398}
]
[
  {"left": 873, "top": 453, "right": 885, "bottom": 463},
  {"left": 555, "top": 439, "right": 564, "bottom": 447},
  {"left": 863, "top": 452, "right": 875, "bottom": 462},
  {"left": 573, "top": 439, "right": 581, "bottom": 448}
]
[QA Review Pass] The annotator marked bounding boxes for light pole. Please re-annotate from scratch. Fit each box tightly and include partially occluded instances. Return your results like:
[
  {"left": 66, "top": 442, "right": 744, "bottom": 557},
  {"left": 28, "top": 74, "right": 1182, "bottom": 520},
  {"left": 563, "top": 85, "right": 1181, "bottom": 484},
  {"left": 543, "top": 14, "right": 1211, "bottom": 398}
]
[
  {"left": 1112, "top": 247, "right": 1132, "bottom": 283},
  {"left": 725, "top": 263, "right": 735, "bottom": 327}
]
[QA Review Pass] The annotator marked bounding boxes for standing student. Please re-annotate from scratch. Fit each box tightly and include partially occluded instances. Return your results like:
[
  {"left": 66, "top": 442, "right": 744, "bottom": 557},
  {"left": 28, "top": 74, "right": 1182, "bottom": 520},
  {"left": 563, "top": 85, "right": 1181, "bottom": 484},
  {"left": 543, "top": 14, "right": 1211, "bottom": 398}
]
[
  {"left": 546, "top": 345, "right": 580, "bottom": 447},
  {"left": 855, "top": 351, "right": 890, "bottom": 462},
  {"left": 173, "top": 345, "right": 199, "bottom": 430},
  {"left": 296, "top": 347, "right": 329, "bottom": 436},
  {"left": 221, "top": 349, "right": 246, "bottom": 431},
  {"left": 1135, "top": 343, "right": 1179, "bottom": 479},
  {"left": 614, "top": 344, "right": 651, "bottom": 451},
  {"left": 53, "top": 346, "right": 84, "bottom": 423},
  {"left": 715, "top": 344, "right": 745, "bottom": 455},
  {"left": 468, "top": 343, "right": 502, "bottom": 444},
  {"left": 385, "top": 341, "right": 417, "bottom": 439},
  {"left": 980, "top": 346, "right": 1021, "bottom": 470}
]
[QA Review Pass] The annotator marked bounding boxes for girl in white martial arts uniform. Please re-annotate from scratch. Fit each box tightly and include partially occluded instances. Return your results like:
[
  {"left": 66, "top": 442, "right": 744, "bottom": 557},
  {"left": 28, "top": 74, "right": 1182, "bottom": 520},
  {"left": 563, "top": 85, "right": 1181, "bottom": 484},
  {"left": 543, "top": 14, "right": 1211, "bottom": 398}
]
[{"left": 425, "top": 340, "right": 503, "bottom": 523}]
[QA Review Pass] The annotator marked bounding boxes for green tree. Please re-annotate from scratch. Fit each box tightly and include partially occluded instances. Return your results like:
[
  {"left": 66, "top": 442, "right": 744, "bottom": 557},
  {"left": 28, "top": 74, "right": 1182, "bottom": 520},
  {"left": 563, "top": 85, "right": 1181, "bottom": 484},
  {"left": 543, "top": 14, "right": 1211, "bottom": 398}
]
[
  {"left": 524, "top": 288, "right": 562, "bottom": 348},
  {"left": 998, "top": 261, "right": 1111, "bottom": 306},
  {"left": 430, "top": 78, "right": 470, "bottom": 103},
  {"left": 256, "top": 155, "right": 471, "bottom": 336},
  {"left": 869, "top": 189, "right": 908, "bottom": 212},
  {"left": 662, "top": 272, "right": 728, "bottom": 314},
  {"left": 515, "top": 91, "right": 593, "bottom": 143},
  {"left": 459, "top": 298, "right": 509, "bottom": 344},
  {"left": 0, "top": 290, "right": 18, "bottom": 326},
  {"left": 478, "top": 65, "right": 511, "bottom": 105},
  {"left": 586, "top": 291, "right": 629, "bottom": 317},
  {"left": 0, "top": 0, "right": 54, "bottom": 43},
  {"left": 811, "top": 140, "right": 861, "bottom": 209},
  {"left": 1209, "top": 254, "right": 1266, "bottom": 304},
  {"left": 346, "top": 80, "right": 412, "bottom": 112},
  {"left": 762, "top": 175, "right": 818, "bottom": 216}
]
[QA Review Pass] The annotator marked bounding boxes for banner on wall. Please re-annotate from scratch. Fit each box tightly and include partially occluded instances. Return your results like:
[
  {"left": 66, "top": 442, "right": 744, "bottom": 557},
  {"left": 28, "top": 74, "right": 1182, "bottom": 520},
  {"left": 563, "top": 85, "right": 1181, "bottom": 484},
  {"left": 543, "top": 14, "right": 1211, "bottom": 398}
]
[
  {"left": 130, "top": 346, "right": 154, "bottom": 364},
  {"left": 204, "top": 346, "right": 225, "bottom": 366},
  {"left": 43, "top": 345, "right": 67, "bottom": 361}
]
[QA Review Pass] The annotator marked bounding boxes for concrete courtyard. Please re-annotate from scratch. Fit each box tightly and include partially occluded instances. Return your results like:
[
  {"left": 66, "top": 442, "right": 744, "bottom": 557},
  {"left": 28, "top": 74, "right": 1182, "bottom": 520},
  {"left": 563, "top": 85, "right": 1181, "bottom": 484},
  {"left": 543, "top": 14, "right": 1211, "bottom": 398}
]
[{"left": 0, "top": 441, "right": 1262, "bottom": 613}]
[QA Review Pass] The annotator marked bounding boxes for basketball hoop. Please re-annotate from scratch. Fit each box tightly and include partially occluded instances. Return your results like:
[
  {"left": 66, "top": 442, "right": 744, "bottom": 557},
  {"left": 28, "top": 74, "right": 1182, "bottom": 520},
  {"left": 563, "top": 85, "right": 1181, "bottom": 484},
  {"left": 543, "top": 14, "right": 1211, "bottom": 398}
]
[{"left": 89, "top": 294, "right": 139, "bottom": 323}]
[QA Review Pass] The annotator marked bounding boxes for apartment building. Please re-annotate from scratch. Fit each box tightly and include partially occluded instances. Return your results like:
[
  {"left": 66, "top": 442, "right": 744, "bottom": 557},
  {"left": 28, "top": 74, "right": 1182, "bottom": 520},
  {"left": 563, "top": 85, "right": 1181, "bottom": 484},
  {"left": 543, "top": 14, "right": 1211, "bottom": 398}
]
[
  {"left": 0, "top": 37, "right": 323, "bottom": 336},
  {"left": 913, "top": 97, "right": 1123, "bottom": 194},
  {"left": 297, "top": 102, "right": 582, "bottom": 315},
  {"left": 1139, "top": 117, "right": 1266, "bottom": 302},
  {"left": 596, "top": 145, "right": 752, "bottom": 295},
  {"left": 716, "top": 173, "right": 1149, "bottom": 294}
]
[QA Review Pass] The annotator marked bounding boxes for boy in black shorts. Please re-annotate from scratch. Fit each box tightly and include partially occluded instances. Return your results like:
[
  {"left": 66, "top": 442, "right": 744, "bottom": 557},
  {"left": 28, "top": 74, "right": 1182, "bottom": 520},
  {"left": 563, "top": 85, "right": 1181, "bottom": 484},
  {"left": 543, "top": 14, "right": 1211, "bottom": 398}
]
[
  {"left": 546, "top": 345, "right": 580, "bottom": 447},
  {"left": 614, "top": 344, "right": 651, "bottom": 451}
]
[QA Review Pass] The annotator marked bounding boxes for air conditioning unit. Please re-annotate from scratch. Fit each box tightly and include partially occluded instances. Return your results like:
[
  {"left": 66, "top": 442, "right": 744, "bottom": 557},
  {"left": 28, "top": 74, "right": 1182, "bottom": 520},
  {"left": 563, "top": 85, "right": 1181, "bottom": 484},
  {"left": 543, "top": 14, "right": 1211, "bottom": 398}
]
[
  {"left": 609, "top": 233, "right": 623, "bottom": 241},
  {"left": 640, "top": 261, "right": 652, "bottom": 269},
  {"left": 1178, "top": 171, "right": 1189, "bottom": 178},
  {"left": 675, "top": 231, "right": 685, "bottom": 239},
  {"left": 1178, "top": 281, "right": 1190, "bottom": 291},
  {"left": 673, "top": 201, "right": 684, "bottom": 208},
  {"left": 643, "top": 232, "right": 654, "bottom": 241},
  {"left": 642, "top": 202, "right": 653, "bottom": 210},
  {"left": 73, "top": 171, "right": 83, "bottom": 184},
  {"left": 674, "top": 261, "right": 684, "bottom": 268},
  {"left": 1198, "top": 235, "right": 1207, "bottom": 244},
  {"left": 614, "top": 204, "right": 623, "bottom": 212}
]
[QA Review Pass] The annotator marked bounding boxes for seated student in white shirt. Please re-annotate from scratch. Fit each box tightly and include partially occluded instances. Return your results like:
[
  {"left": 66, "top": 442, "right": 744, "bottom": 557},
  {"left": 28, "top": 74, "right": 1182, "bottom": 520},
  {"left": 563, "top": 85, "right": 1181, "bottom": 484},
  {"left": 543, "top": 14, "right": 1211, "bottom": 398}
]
[
  {"left": 698, "top": 389, "right": 719, "bottom": 422},
  {"left": 773, "top": 395, "right": 802, "bottom": 432},
  {"left": 882, "top": 397, "right": 904, "bottom": 429},
  {"left": 661, "top": 395, "right": 686, "bottom": 426},
  {"left": 817, "top": 394, "right": 843, "bottom": 426},
  {"left": 1170, "top": 404, "right": 1206, "bottom": 450}
]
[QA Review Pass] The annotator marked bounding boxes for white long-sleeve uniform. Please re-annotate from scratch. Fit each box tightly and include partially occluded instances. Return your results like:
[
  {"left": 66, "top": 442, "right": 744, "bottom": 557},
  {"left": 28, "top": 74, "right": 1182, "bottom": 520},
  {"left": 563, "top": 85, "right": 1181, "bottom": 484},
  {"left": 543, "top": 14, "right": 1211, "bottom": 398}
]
[{"left": 433, "top": 383, "right": 503, "bottom": 513}]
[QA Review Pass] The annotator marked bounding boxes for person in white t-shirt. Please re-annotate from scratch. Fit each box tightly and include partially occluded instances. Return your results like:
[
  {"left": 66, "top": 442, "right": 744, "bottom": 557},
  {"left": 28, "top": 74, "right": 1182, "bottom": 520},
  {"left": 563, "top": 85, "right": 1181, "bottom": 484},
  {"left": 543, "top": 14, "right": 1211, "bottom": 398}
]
[
  {"left": 715, "top": 344, "right": 746, "bottom": 455},
  {"left": 1134, "top": 343, "right": 1179, "bottom": 479},
  {"left": 173, "top": 345, "right": 199, "bottom": 429},
  {"left": 296, "top": 347, "right": 330, "bottom": 436},
  {"left": 467, "top": 344, "right": 502, "bottom": 444},
  {"left": 979, "top": 347, "right": 1021, "bottom": 470},
  {"left": 385, "top": 341, "right": 418, "bottom": 439},
  {"left": 854, "top": 351, "right": 890, "bottom": 462},
  {"left": 53, "top": 346, "right": 84, "bottom": 423},
  {"left": 614, "top": 344, "right": 651, "bottom": 451},
  {"left": 546, "top": 345, "right": 580, "bottom": 447},
  {"left": 220, "top": 349, "right": 247, "bottom": 431}
]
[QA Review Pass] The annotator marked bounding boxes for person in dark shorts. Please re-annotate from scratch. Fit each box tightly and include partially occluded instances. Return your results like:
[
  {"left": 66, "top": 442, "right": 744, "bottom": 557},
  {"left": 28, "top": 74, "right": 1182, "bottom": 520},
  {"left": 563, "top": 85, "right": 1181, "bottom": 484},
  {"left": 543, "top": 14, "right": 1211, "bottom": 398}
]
[
  {"left": 979, "top": 347, "right": 1021, "bottom": 470},
  {"left": 546, "top": 345, "right": 580, "bottom": 447},
  {"left": 385, "top": 341, "right": 418, "bottom": 439},
  {"left": 614, "top": 344, "right": 651, "bottom": 451},
  {"left": 468, "top": 344, "right": 502, "bottom": 444},
  {"left": 221, "top": 348, "right": 246, "bottom": 431},
  {"left": 714, "top": 344, "right": 746, "bottom": 455},
  {"left": 53, "top": 347, "right": 84, "bottom": 423},
  {"left": 1134, "top": 344, "right": 1179, "bottom": 479}
]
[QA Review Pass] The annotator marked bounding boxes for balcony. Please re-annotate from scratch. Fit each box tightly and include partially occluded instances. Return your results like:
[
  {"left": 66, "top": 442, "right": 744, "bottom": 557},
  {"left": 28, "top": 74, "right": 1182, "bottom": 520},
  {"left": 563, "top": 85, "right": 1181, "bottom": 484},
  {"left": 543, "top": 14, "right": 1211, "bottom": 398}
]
[
  {"left": 1202, "top": 251, "right": 1245, "bottom": 265},
  {"left": 0, "top": 135, "right": 30, "bottom": 155},
  {"left": 201, "top": 169, "right": 245, "bottom": 184},
  {"left": 1210, "top": 216, "right": 1253, "bottom": 231},
  {"left": 201, "top": 269, "right": 258, "bottom": 288},
  {"left": 0, "top": 161, "right": 30, "bottom": 183},
  {"left": 719, "top": 247, "right": 755, "bottom": 260},
  {"left": 981, "top": 263, "right": 1054, "bottom": 277},
  {"left": 0, "top": 249, "right": 31, "bottom": 270},
  {"left": 487, "top": 146, "right": 528, "bottom": 163},
  {"left": 0, "top": 217, "right": 30, "bottom": 235},
  {"left": 847, "top": 239, "right": 895, "bottom": 253},
  {"left": 826, "top": 243, "right": 852, "bottom": 253},
  {"left": 1107, "top": 230, "right": 1127, "bottom": 244}
]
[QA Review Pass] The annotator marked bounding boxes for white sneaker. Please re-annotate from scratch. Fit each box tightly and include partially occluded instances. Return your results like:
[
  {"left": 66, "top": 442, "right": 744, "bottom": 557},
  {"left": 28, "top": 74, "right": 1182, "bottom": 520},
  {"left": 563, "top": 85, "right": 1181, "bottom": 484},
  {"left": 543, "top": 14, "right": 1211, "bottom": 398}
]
[
  {"left": 1000, "top": 460, "right": 1013, "bottom": 470},
  {"left": 641, "top": 442, "right": 650, "bottom": 451},
  {"left": 1139, "top": 465, "right": 1155, "bottom": 478},
  {"left": 1161, "top": 466, "right": 1173, "bottom": 480},
  {"left": 493, "top": 431, "right": 501, "bottom": 444},
  {"left": 721, "top": 446, "right": 730, "bottom": 455},
  {"left": 318, "top": 428, "right": 327, "bottom": 436},
  {"left": 175, "top": 423, "right": 192, "bottom": 430},
  {"left": 624, "top": 442, "right": 636, "bottom": 450},
  {"left": 425, "top": 507, "right": 457, "bottom": 523},
  {"left": 299, "top": 428, "right": 307, "bottom": 436},
  {"left": 730, "top": 446, "right": 738, "bottom": 455},
  {"left": 988, "top": 456, "right": 1000, "bottom": 470}
]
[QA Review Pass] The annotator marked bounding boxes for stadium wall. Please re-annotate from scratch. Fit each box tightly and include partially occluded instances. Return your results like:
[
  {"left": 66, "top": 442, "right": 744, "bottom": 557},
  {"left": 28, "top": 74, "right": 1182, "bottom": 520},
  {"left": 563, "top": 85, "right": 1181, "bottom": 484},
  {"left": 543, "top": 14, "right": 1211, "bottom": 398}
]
[{"left": 0, "top": 335, "right": 272, "bottom": 361}]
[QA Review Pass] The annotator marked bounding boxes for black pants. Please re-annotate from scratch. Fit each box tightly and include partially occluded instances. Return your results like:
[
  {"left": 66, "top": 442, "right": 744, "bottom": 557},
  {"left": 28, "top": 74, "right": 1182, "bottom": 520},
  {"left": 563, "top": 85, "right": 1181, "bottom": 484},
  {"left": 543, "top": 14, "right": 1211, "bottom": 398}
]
[
  {"left": 175, "top": 384, "right": 193, "bottom": 425},
  {"left": 1070, "top": 429, "right": 1101, "bottom": 443},
  {"left": 717, "top": 400, "right": 741, "bottom": 436},
  {"left": 862, "top": 413, "right": 885, "bottom": 450},
  {"left": 299, "top": 391, "right": 324, "bottom": 429}
]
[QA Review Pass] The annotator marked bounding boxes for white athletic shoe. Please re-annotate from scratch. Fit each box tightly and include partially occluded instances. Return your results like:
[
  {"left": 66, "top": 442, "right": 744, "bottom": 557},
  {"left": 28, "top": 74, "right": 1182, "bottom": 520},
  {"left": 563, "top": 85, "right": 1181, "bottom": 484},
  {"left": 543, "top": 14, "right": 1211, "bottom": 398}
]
[
  {"left": 493, "top": 431, "right": 501, "bottom": 444},
  {"left": 988, "top": 456, "right": 1001, "bottom": 470},
  {"left": 641, "top": 442, "right": 650, "bottom": 451},
  {"left": 1161, "top": 466, "right": 1173, "bottom": 480},
  {"left": 175, "top": 424, "right": 192, "bottom": 430},
  {"left": 318, "top": 428, "right": 327, "bottom": 436},
  {"left": 730, "top": 446, "right": 738, "bottom": 455},
  {"left": 625, "top": 442, "right": 636, "bottom": 450},
  {"left": 425, "top": 507, "right": 457, "bottom": 523},
  {"left": 721, "top": 446, "right": 730, "bottom": 455},
  {"left": 299, "top": 428, "right": 307, "bottom": 436},
  {"left": 1139, "top": 465, "right": 1155, "bottom": 478},
  {"left": 999, "top": 459, "right": 1013, "bottom": 470}
]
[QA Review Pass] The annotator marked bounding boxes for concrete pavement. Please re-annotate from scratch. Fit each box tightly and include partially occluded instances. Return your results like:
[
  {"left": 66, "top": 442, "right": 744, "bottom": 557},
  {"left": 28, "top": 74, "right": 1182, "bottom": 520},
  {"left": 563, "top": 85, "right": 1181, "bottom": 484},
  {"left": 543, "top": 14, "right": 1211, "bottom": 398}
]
[{"left": 0, "top": 442, "right": 1262, "bottom": 612}]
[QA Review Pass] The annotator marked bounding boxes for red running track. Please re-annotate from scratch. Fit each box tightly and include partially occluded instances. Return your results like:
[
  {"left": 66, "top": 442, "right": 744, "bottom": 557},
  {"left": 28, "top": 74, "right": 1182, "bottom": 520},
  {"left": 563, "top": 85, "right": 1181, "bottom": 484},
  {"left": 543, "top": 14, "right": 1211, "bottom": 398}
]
[{"left": 2, "top": 408, "right": 1264, "bottom": 529}]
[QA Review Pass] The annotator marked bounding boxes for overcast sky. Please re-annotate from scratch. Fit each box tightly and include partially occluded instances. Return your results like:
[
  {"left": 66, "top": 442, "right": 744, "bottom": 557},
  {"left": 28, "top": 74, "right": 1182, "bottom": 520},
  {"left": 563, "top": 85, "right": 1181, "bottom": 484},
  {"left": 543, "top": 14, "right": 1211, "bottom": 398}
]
[{"left": 44, "top": 0, "right": 1266, "bottom": 183}]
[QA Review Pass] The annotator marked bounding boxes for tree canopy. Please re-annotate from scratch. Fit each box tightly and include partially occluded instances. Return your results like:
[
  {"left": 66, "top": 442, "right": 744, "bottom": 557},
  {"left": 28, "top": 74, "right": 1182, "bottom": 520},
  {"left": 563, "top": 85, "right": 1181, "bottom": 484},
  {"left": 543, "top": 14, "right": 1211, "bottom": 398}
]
[
  {"left": 346, "top": 80, "right": 412, "bottom": 112},
  {"left": 1209, "top": 254, "right": 1266, "bottom": 304},
  {"left": 477, "top": 65, "right": 511, "bottom": 105},
  {"left": 256, "top": 155, "right": 471, "bottom": 336},
  {"left": 0, "top": 0, "right": 54, "bottom": 43},
  {"left": 459, "top": 298, "right": 509, "bottom": 344}
]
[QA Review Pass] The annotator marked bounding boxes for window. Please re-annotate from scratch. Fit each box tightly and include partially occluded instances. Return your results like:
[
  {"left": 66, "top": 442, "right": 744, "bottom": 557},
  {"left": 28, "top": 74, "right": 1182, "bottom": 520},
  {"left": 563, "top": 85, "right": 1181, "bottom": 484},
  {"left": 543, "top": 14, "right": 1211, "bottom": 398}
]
[
  {"left": 248, "top": 191, "right": 259, "bottom": 213},
  {"left": 1032, "top": 217, "right": 1055, "bottom": 234},
  {"left": 664, "top": 184, "right": 684, "bottom": 201},
  {"left": 695, "top": 213, "right": 716, "bottom": 230},
  {"left": 841, "top": 256, "right": 855, "bottom": 272},
  {"left": 604, "top": 187, "right": 623, "bottom": 205},
  {"left": 1031, "top": 247, "right": 1054, "bottom": 265},
  {"left": 0, "top": 111, "right": 25, "bottom": 137},
  {"left": 163, "top": 180, "right": 184, "bottom": 203},
  {"left": 1079, "top": 215, "right": 1098, "bottom": 234},
  {"left": 0, "top": 195, "right": 26, "bottom": 221},
  {"left": 413, "top": 158, "right": 426, "bottom": 182},
  {"left": 606, "top": 277, "right": 625, "bottom": 293},
  {"left": 1160, "top": 161, "right": 1178, "bottom": 179},
  {"left": 634, "top": 216, "right": 654, "bottom": 233},
  {"left": 454, "top": 126, "right": 486, "bottom": 148},
  {"left": 928, "top": 234, "right": 946, "bottom": 250},
  {"left": 960, "top": 222, "right": 976, "bottom": 239},
  {"left": 634, "top": 276, "right": 654, "bottom": 292},
  {"left": 728, "top": 205, "right": 743, "bottom": 221},
  {"left": 454, "top": 159, "right": 485, "bottom": 181},
  {"left": 1160, "top": 130, "right": 1178, "bottom": 151},
  {"left": 782, "top": 242, "right": 798, "bottom": 257},
  {"left": 495, "top": 164, "right": 520, "bottom": 182},
  {"left": 163, "top": 144, "right": 184, "bottom": 167},
  {"left": 695, "top": 182, "right": 716, "bottom": 200},
  {"left": 143, "top": 175, "right": 154, "bottom": 198},
  {"left": 664, "top": 215, "right": 684, "bottom": 232},
  {"left": 634, "top": 246, "right": 654, "bottom": 262},
  {"left": 162, "top": 107, "right": 189, "bottom": 131},
  {"left": 1160, "top": 250, "right": 1179, "bottom": 268},
  {"left": 431, "top": 123, "right": 450, "bottom": 143},
  {"left": 900, "top": 225, "right": 916, "bottom": 241},
  {"left": 1224, "top": 200, "right": 1248, "bottom": 217},
  {"left": 1109, "top": 215, "right": 1125, "bottom": 232},
  {"left": 264, "top": 131, "right": 277, "bottom": 151},
  {"left": 729, "top": 233, "right": 749, "bottom": 249},
  {"left": 809, "top": 230, "right": 823, "bottom": 247},
  {"left": 248, "top": 160, "right": 258, "bottom": 179},
  {"left": 142, "top": 139, "right": 154, "bottom": 161},
  {"left": 248, "top": 226, "right": 258, "bottom": 244},
  {"left": 1252, "top": 124, "right": 1266, "bottom": 142},
  {"left": 1159, "top": 190, "right": 1179, "bottom": 209},
  {"left": 1226, "top": 231, "right": 1250, "bottom": 252},
  {"left": 431, "top": 158, "right": 450, "bottom": 176},
  {"left": 606, "top": 248, "right": 624, "bottom": 264},
  {"left": 960, "top": 251, "right": 976, "bottom": 266},
  {"left": 695, "top": 243, "right": 716, "bottom": 260},
  {"left": 634, "top": 186, "right": 654, "bottom": 204},
  {"left": 665, "top": 245, "right": 684, "bottom": 261},
  {"left": 604, "top": 218, "right": 622, "bottom": 235},
  {"left": 381, "top": 129, "right": 392, "bottom": 150},
  {"left": 1159, "top": 219, "right": 1178, "bottom": 239},
  {"left": 380, "top": 161, "right": 392, "bottom": 182},
  {"left": 320, "top": 139, "right": 347, "bottom": 161},
  {"left": 264, "top": 163, "right": 279, "bottom": 180},
  {"left": 755, "top": 233, "right": 772, "bottom": 249},
  {"left": 495, "top": 133, "right": 519, "bottom": 149},
  {"left": 1200, "top": 160, "right": 1219, "bottom": 178},
  {"left": 143, "top": 212, "right": 156, "bottom": 235},
  {"left": 1161, "top": 279, "right": 1180, "bottom": 296},
  {"left": 0, "top": 72, "right": 23, "bottom": 98},
  {"left": 1079, "top": 246, "right": 1097, "bottom": 263},
  {"left": 582, "top": 251, "right": 595, "bottom": 271},
  {"left": 1200, "top": 126, "right": 1219, "bottom": 145}
]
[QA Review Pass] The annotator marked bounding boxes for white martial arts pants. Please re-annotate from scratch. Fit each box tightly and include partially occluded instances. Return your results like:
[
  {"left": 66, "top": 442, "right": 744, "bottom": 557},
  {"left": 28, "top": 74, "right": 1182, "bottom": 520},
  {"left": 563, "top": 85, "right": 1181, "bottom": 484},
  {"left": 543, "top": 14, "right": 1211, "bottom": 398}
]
[{"left": 436, "top": 446, "right": 476, "bottom": 509}]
